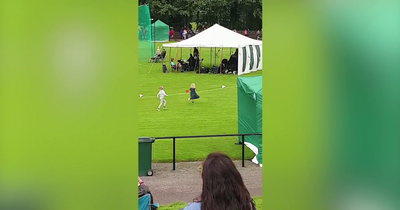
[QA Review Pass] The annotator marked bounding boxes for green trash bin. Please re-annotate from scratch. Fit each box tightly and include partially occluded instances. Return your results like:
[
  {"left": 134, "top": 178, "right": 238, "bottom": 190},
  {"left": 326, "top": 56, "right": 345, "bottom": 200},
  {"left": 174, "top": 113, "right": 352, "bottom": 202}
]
[{"left": 138, "top": 137, "right": 155, "bottom": 176}]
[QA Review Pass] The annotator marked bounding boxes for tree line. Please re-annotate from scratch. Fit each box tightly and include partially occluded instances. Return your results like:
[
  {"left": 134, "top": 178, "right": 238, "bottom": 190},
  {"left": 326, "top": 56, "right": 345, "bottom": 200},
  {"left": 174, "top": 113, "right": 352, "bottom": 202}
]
[{"left": 139, "top": 0, "right": 262, "bottom": 31}]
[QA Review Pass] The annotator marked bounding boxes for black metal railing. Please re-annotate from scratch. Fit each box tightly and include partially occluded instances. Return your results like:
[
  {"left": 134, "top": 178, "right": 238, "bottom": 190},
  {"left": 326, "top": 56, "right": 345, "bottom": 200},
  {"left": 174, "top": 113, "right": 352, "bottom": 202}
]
[{"left": 154, "top": 133, "right": 262, "bottom": 170}]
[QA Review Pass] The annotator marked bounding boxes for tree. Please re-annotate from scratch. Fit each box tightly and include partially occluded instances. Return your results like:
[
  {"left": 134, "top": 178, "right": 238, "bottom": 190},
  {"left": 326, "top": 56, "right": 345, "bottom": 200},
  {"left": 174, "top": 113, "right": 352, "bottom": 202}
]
[{"left": 140, "top": 0, "right": 262, "bottom": 30}]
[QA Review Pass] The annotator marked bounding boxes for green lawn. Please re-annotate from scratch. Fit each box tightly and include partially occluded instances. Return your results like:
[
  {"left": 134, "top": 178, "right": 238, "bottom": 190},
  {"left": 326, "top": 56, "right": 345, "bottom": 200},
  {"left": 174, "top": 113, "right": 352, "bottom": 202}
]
[
  {"left": 158, "top": 197, "right": 262, "bottom": 210},
  {"left": 139, "top": 42, "right": 262, "bottom": 162}
]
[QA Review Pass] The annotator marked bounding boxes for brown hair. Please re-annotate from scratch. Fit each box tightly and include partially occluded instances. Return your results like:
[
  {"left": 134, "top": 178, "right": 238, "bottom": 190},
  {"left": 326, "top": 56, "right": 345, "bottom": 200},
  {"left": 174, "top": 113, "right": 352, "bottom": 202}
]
[{"left": 200, "top": 152, "right": 253, "bottom": 210}]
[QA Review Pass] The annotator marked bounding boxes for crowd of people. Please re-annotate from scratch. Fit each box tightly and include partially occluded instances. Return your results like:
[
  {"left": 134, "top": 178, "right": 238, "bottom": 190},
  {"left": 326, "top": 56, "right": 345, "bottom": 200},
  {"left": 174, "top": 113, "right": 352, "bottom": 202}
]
[
  {"left": 170, "top": 47, "right": 202, "bottom": 72},
  {"left": 168, "top": 26, "right": 197, "bottom": 41},
  {"left": 138, "top": 152, "right": 256, "bottom": 210},
  {"left": 168, "top": 47, "right": 238, "bottom": 74}
]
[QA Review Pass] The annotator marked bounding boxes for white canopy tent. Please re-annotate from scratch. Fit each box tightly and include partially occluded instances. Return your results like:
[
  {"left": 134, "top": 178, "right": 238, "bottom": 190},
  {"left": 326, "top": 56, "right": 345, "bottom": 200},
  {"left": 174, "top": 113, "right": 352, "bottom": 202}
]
[{"left": 162, "top": 24, "right": 262, "bottom": 75}]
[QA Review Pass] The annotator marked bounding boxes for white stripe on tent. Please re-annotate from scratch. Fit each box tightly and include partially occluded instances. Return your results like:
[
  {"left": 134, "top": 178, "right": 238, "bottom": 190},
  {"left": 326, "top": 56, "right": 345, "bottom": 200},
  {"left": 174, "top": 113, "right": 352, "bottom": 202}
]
[
  {"left": 238, "top": 44, "right": 263, "bottom": 75},
  {"left": 244, "top": 142, "right": 261, "bottom": 167}
]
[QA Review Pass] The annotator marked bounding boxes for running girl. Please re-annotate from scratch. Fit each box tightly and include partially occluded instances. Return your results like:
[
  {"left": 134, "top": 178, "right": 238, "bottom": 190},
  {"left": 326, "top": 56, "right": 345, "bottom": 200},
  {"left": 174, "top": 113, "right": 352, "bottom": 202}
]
[
  {"left": 157, "top": 85, "right": 168, "bottom": 111},
  {"left": 188, "top": 83, "right": 200, "bottom": 103}
]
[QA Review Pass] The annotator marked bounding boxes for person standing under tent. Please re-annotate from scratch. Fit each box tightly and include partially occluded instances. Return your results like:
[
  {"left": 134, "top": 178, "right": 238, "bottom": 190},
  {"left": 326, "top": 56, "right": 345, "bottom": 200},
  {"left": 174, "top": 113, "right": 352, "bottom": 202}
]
[
  {"left": 156, "top": 85, "right": 168, "bottom": 111},
  {"left": 192, "top": 47, "right": 200, "bottom": 69},
  {"left": 193, "top": 47, "right": 198, "bottom": 56},
  {"left": 188, "top": 54, "right": 195, "bottom": 71},
  {"left": 188, "top": 83, "right": 200, "bottom": 103}
]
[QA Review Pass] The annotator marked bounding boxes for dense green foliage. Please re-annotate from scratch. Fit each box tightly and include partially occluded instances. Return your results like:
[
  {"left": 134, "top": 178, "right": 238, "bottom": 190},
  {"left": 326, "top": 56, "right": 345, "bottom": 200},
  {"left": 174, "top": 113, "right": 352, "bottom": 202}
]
[{"left": 139, "top": 0, "right": 262, "bottom": 30}]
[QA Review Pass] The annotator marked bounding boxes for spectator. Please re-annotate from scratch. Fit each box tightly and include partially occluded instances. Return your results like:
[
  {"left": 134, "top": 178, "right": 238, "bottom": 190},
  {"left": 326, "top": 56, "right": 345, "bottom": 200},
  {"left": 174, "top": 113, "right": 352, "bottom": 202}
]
[
  {"left": 193, "top": 47, "right": 199, "bottom": 57},
  {"left": 138, "top": 177, "right": 144, "bottom": 186},
  {"left": 138, "top": 177, "right": 151, "bottom": 198},
  {"left": 193, "top": 47, "right": 200, "bottom": 68},
  {"left": 182, "top": 152, "right": 256, "bottom": 210},
  {"left": 169, "top": 28, "right": 174, "bottom": 40},
  {"left": 171, "top": 58, "right": 181, "bottom": 70},
  {"left": 138, "top": 177, "right": 158, "bottom": 209},
  {"left": 188, "top": 54, "right": 195, "bottom": 71},
  {"left": 155, "top": 47, "right": 160, "bottom": 56},
  {"left": 183, "top": 28, "right": 188, "bottom": 39}
]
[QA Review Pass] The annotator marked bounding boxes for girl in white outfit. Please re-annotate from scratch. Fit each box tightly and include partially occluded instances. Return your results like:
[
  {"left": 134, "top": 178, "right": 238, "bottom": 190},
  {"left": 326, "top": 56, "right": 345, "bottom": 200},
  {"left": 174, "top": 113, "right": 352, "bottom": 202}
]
[{"left": 157, "top": 86, "right": 168, "bottom": 111}]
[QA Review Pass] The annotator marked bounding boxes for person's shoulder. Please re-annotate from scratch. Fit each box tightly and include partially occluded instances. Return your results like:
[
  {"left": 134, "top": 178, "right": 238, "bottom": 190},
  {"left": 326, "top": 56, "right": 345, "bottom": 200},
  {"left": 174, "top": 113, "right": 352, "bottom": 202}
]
[{"left": 182, "top": 202, "right": 201, "bottom": 210}]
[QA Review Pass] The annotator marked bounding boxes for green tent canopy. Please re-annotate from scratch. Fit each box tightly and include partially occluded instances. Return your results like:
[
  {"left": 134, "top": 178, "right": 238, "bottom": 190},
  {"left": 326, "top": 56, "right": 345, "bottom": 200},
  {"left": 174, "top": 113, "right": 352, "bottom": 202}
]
[
  {"left": 151, "top": 20, "right": 169, "bottom": 42},
  {"left": 237, "top": 75, "right": 262, "bottom": 166}
]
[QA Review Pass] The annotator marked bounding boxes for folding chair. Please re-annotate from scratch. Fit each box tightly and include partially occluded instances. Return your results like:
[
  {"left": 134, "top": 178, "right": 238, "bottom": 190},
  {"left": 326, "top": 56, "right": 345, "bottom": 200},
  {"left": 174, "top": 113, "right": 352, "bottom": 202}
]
[{"left": 138, "top": 194, "right": 159, "bottom": 210}]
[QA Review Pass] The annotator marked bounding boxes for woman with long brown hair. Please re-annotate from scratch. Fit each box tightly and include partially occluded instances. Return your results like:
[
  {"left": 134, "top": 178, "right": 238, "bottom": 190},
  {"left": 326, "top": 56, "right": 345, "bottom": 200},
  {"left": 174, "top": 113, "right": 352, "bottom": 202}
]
[{"left": 182, "top": 152, "right": 256, "bottom": 210}]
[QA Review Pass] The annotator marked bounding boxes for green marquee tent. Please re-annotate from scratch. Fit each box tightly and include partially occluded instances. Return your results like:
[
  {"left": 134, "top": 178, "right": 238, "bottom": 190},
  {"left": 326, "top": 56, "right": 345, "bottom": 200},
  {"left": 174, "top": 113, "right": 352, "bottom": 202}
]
[
  {"left": 151, "top": 20, "right": 169, "bottom": 42},
  {"left": 237, "top": 75, "right": 262, "bottom": 166}
]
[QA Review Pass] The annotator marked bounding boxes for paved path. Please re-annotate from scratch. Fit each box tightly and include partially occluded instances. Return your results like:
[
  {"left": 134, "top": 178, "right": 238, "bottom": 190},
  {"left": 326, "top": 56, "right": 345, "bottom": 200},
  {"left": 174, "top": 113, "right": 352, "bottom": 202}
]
[{"left": 140, "top": 160, "right": 262, "bottom": 205}]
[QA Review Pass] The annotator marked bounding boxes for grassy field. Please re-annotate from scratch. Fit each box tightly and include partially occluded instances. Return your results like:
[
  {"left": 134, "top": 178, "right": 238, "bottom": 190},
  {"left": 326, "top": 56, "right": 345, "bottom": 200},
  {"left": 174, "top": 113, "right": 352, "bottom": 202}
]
[
  {"left": 158, "top": 197, "right": 262, "bottom": 210},
  {"left": 139, "top": 42, "right": 262, "bottom": 162}
]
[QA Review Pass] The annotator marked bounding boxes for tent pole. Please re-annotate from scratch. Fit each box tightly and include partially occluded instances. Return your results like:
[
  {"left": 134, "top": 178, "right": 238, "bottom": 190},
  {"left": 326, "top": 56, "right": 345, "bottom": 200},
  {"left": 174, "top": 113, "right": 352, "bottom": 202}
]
[
  {"left": 161, "top": 47, "right": 164, "bottom": 72},
  {"left": 219, "top": 48, "right": 223, "bottom": 74},
  {"left": 214, "top": 47, "right": 217, "bottom": 66},
  {"left": 210, "top": 48, "right": 212, "bottom": 67},
  {"left": 180, "top": 48, "right": 182, "bottom": 60},
  {"left": 169, "top": 48, "right": 171, "bottom": 72},
  {"left": 198, "top": 47, "right": 201, "bottom": 73},
  {"left": 175, "top": 48, "right": 179, "bottom": 72}
]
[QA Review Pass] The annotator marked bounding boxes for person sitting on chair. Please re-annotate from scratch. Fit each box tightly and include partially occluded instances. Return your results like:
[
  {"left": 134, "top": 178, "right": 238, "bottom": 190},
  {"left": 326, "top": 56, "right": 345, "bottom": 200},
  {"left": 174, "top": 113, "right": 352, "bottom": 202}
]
[
  {"left": 233, "top": 48, "right": 238, "bottom": 57},
  {"left": 225, "top": 49, "right": 238, "bottom": 70},
  {"left": 170, "top": 58, "right": 181, "bottom": 70},
  {"left": 159, "top": 49, "right": 166, "bottom": 60},
  {"left": 149, "top": 47, "right": 162, "bottom": 63}
]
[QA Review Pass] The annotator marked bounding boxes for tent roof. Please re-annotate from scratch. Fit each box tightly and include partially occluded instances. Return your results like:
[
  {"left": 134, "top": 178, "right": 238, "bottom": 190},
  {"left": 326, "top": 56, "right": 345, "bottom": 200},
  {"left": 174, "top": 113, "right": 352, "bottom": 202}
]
[
  {"left": 162, "top": 24, "right": 262, "bottom": 48},
  {"left": 152, "top": 20, "right": 169, "bottom": 28},
  {"left": 237, "top": 76, "right": 262, "bottom": 95}
]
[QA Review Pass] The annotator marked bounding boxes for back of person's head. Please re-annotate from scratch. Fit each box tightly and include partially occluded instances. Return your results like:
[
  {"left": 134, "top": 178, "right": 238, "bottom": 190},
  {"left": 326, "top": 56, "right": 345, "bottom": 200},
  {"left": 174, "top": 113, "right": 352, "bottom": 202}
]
[
  {"left": 200, "top": 152, "right": 253, "bottom": 210},
  {"left": 190, "top": 83, "right": 195, "bottom": 88}
]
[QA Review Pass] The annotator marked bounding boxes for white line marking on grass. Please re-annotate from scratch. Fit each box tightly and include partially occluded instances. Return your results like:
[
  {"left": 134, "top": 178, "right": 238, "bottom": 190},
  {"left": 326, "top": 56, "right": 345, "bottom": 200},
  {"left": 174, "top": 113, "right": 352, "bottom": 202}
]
[{"left": 139, "top": 85, "right": 236, "bottom": 99}]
